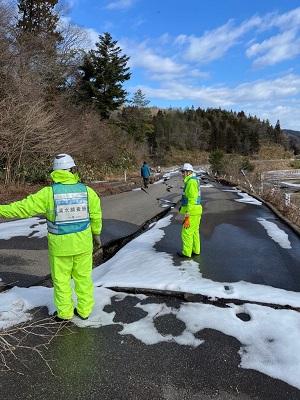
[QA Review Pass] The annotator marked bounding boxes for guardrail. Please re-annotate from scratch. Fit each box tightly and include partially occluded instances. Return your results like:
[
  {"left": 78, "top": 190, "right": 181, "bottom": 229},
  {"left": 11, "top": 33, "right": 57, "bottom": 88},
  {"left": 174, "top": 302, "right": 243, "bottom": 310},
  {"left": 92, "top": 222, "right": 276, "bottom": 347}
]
[{"left": 262, "top": 169, "right": 300, "bottom": 181}]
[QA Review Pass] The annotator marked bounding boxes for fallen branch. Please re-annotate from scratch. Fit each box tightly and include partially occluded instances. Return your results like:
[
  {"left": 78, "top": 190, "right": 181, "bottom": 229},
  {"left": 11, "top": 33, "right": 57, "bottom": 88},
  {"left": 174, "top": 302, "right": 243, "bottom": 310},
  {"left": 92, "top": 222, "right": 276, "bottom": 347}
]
[{"left": 0, "top": 309, "right": 74, "bottom": 375}]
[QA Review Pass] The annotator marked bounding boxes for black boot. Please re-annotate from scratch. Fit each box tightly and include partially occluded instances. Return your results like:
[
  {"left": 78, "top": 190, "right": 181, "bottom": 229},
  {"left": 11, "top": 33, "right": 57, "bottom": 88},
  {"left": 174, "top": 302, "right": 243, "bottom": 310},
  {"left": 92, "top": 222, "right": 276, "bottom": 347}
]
[
  {"left": 52, "top": 312, "right": 71, "bottom": 323},
  {"left": 176, "top": 251, "right": 191, "bottom": 258},
  {"left": 74, "top": 308, "right": 88, "bottom": 320}
]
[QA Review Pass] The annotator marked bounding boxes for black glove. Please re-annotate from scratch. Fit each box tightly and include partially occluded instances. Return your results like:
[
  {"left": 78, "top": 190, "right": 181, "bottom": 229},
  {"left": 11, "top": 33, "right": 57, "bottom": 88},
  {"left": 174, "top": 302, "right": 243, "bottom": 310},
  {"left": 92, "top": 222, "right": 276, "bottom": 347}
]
[{"left": 93, "top": 235, "right": 102, "bottom": 248}]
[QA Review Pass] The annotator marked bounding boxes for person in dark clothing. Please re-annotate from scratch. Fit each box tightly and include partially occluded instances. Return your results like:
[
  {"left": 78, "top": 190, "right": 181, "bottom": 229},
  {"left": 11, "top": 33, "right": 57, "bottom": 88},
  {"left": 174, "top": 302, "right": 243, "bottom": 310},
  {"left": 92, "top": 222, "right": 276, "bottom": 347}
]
[{"left": 141, "top": 161, "right": 151, "bottom": 188}]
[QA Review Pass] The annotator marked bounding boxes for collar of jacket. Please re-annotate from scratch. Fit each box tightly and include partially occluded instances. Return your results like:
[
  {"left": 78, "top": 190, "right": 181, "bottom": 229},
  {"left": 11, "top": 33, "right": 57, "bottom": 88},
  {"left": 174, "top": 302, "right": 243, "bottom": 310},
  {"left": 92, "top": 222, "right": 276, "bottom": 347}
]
[
  {"left": 50, "top": 170, "right": 80, "bottom": 184},
  {"left": 184, "top": 173, "right": 194, "bottom": 184}
]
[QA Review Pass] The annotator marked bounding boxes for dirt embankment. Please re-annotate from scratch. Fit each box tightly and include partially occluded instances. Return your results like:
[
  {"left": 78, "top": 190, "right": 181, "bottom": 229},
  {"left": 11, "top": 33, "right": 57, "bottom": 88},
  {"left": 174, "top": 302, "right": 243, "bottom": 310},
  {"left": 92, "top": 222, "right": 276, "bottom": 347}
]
[{"left": 0, "top": 173, "right": 161, "bottom": 204}]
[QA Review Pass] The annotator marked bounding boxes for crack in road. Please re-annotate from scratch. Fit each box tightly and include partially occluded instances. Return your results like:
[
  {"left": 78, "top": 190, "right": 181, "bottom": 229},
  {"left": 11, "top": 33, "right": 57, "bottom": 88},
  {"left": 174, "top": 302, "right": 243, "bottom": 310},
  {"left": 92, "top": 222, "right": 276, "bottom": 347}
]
[{"left": 106, "top": 285, "right": 300, "bottom": 313}]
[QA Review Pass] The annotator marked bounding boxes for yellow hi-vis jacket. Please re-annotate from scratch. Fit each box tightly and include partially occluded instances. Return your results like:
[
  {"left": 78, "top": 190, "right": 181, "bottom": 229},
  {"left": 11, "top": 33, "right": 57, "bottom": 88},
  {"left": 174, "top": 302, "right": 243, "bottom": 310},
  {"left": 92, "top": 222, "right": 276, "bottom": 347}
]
[
  {"left": 0, "top": 170, "right": 102, "bottom": 256},
  {"left": 179, "top": 174, "right": 202, "bottom": 216}
]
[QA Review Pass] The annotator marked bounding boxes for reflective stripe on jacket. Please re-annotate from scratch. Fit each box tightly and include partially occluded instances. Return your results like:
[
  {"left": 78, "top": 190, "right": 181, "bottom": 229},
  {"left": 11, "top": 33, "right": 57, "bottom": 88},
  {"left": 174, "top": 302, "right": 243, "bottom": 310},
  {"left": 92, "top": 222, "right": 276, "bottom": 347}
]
[
  {"left": 47, "top": 182, "right": 90, "bottom": 235},
  {"left": 0, "top": 170, "right": 102, "bottom": 256},
  {"left": 180, "top": 175, "right": 202, "bottom": 216}
]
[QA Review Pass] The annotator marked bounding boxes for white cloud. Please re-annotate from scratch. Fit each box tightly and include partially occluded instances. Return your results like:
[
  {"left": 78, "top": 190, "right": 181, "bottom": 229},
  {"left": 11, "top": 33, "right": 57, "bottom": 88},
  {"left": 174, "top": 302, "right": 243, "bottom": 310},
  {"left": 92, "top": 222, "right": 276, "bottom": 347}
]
[
  {"left": 264, "top": 7, "right": 300, "bottom": 30},
  {"left": 121, "top": 40, "right": 187, "bottom": 76},
  {"left": 106, "top": 0, "right": 136, "bottom": 11},
  {"left": 247, "top": 30, "right": 300, "bottom": 67},
  {"left": 84, "top": 27, "right": 100, "bottom": 48},
  {"left": 139, "top": 74, "right": 300, "bottom": 104},
  {"left": 245, "top": 7, "right": 300, "bottom": 67},
  {"left": 120, "top": 39, "right": 210, "bottom": 83},
  {"left": 174, "top": 7, "right": 300, "bottom": 67},
  {"left": 136, "top": 74, "right": 300, "bottom": 129},
  {"left": 176, "top": 16, "right": 261, "bottom": 63}
]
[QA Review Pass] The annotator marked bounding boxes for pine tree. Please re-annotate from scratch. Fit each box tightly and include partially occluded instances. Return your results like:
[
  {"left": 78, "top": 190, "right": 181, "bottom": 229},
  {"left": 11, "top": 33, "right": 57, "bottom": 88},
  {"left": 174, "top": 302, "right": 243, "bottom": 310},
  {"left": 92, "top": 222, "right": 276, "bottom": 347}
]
[
  {"left": 131, "top": 89, "right": 150, "bottom": 107},
  {"left": 78, "top": 32, "right": 131, "bottom": 119},
  {"left": 17, "top": 0, "right": 61, "bottom": 40},
  {"left": 274, "top": 120, "right": 282, "bottom": 143},
  {"left": 121, "top": 90, "right": 153, "bottom": 143}
]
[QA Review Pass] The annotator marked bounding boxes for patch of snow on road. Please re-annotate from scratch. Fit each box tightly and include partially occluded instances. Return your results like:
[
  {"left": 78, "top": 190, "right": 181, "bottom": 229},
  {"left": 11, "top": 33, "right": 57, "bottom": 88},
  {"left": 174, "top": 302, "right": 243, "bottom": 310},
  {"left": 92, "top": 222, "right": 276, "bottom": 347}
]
[
  {"left": 223, "top": 188, "right": 262, "bottom": 205},
  {"left": 79, "top": 291, "right": 300, "bottom": 390},
  {"left": 153, "top": 179, "right": 165, "bottom": 185},
  {"left": 92, "top": 216, "right": 300, "bottom": 308},
  {"left": 200, "top": 184, "right": 214, "bottom": 188},
  {"left": 177, "top": 302, "right": 300, "bottom": 391},
  {"left": 257, "top": 218, "right": 291, "bottom": 249},
  {"left": 163, "top": 168, "right": 180, "bottom": 180},
  {"left": 1, "top": 282, "right": 300, "bottom": 389},
  {"left": 0, "top": 218, "right": 47, "bottom": 240},
  {"left": 235, "top": 192, "right": 262, "bottom": 205},
  {"left": 132, "top": 187, "right": 142, "bottom": 191},
  {"left": 281, "top": 181, "right": 300, "bottom": 188},
  {"left": 0, "top": 286, "right": 54, "bottom": 330}
]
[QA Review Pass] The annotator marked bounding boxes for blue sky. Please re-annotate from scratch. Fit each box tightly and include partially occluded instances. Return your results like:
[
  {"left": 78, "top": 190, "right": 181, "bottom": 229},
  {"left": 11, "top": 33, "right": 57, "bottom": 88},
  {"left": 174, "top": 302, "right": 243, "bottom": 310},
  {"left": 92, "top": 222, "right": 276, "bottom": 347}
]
[{"left": 67, "top": 0, "right": 300, "bottom": 129}]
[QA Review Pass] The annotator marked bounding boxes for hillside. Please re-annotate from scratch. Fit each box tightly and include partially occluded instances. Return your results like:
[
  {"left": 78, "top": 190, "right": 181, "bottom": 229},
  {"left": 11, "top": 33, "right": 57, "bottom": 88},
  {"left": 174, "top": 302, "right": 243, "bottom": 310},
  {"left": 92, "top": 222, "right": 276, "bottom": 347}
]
[{"left": 283, "top": 129, "right": 300, "bottom": 154}]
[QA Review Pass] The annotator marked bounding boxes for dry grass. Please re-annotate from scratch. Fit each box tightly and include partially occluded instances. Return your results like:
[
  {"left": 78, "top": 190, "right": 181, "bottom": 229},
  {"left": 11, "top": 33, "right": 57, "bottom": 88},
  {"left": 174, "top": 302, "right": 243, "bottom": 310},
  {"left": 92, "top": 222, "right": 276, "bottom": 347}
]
[
  {"left": 256, "top": 144, "right": 293, "bottom": 160},
  {"left": 0, "top": 183, "right": 42, "bottom": 204},
  {"left": 164, "top": 149, "right": 209, "bottom": 166},
  {"left": 220, "top": 154, "right": 300, "bottom": 229},
  {"left": 262, "top": 188, "right": 300, "bottom": 228}
]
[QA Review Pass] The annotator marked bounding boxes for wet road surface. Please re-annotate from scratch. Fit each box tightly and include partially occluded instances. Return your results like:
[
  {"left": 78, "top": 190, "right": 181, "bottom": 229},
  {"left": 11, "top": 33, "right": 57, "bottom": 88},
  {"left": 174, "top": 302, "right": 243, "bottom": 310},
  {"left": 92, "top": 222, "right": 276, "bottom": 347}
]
[
  {"left": 1, "top": 294, "right": 300, "bottom": 400},
  {"left": 1, "top": 177, "right": 300, "bottom": 399},
  {"left": 156, "top": 182, "right": 300, "bottom": 292}
]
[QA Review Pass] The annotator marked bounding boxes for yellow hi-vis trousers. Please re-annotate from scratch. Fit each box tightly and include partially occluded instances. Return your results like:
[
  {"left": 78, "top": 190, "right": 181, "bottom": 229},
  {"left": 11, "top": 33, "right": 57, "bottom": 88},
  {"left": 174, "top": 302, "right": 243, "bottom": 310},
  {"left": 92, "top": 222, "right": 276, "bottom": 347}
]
[
  {"left": 49, "top": 251, "right": 94, "bottom": 319},
  {"left": 181, "top": 215, "right": 201, "bottom": 257}
]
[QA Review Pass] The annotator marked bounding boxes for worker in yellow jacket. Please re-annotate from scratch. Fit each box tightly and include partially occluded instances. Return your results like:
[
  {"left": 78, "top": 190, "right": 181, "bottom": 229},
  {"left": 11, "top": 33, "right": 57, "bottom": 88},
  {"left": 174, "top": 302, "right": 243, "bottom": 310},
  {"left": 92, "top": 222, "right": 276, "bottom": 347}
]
[
  {"left": 178, "top": 163, "right": 202, "bottom": 258},
  {"left": 0, "top": 154, "right": 102, "bottom": 321}
]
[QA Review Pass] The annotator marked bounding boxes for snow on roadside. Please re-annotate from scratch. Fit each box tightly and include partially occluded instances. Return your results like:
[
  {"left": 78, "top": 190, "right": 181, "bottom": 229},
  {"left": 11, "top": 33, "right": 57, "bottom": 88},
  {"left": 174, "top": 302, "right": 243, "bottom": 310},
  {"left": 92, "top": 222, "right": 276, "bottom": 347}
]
[
  {"left": 235, "top": 192, "right": 262, "bottom": 205},
  {"left": 0, "top": 286, "right": 54, "bottom": 330},
  {"left": 153, "top": 179, "right": 165, "bottom": 185},
  {"left": 0, "top": 218, "right": 47, "bottom": 240},
  {"left": 92, "top": 215, "right": 300, "bottom": 307},
  {"left": 1, "top": 284, "right": 300, "bottom": 390},
  {"left": 177, "top": 302, "right": 300, "bottom": 390},
  {"left": 1, "top": 214, "right": 300, "bottom": 389},
  {"left": 223, "top": 188, "right": 262, "bottom": 205},
  {"left": 257, "top": 218, "right": 291, "bottom": 249}
]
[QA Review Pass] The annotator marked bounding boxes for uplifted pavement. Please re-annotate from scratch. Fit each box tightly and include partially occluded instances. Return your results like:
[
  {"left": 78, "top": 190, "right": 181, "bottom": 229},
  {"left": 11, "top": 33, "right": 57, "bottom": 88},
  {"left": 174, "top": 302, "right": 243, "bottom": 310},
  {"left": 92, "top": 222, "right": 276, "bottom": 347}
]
[
  {"left": 0, "top": 176, "right": 182, "bottom": 288},
  {"left": 1, "top": 178, "right": 300, "bottom": 399}
]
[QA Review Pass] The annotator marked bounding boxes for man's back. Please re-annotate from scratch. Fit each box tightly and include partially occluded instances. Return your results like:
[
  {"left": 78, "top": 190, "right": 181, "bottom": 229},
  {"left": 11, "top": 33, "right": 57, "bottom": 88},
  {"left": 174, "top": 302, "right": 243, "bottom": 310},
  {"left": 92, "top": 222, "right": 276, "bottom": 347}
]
[{"left": 141, "top": 163, "right": 150, "bottom": 178}]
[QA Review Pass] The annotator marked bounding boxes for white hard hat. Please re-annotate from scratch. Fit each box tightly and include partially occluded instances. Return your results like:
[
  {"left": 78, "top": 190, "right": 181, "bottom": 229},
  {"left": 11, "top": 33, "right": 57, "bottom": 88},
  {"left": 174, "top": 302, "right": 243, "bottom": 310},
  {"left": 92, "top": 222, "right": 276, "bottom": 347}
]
[
  {"left": 52, "top": 154, "right": 76, "bottom": 171},
  {"left": 181, "top": 163, "right": 193, "bottom": 172}
]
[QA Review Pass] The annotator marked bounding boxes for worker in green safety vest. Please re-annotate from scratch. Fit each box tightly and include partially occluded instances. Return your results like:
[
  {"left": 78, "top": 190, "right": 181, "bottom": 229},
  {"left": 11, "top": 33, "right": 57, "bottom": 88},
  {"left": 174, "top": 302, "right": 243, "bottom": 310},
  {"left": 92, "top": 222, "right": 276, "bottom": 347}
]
[
  {"left": 0, "top": 154, "right": 102, "bottom": 321},
  {"left": 178, "top": 163, "right": 202, "bottom": 258}
]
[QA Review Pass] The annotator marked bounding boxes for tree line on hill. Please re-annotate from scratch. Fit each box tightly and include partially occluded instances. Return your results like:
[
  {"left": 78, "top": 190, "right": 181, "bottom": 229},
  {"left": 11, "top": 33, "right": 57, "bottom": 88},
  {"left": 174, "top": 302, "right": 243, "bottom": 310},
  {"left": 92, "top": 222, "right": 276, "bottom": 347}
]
[{"left": 0, "top": 0, "right": 293, "bottom": 184}]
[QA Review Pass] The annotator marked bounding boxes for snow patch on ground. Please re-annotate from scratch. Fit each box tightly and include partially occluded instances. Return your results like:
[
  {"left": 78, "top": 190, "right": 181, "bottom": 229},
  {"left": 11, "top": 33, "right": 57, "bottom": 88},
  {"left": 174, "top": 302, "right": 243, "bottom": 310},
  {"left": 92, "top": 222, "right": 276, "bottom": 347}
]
[
  {"left": 280, "top": 181, "right": 300, "bottom": 188},
  {"left": 0, "top": 286, "right": 54, "bottom": 330},
  {"left": 2, "top": 284, "right": 300, "bottom": 390},
  {"left": 92, "top": 215, "right": 300, "bottom": 308},
  {"left": 257, "top": 218, "right": 291, "bottom": 249},
  {"left": 1, "top": 214, "right": 300, "bottom": 389},
  {"left": 235, "top": 192, "right": 262, "bottom": 205},
  {"left": 223, "top": 188, "right": 262, "bottom": 205},
  {"left": 163, "top": 168, "right": 180, "bottom": 180},
  {"left": 0, "top": 218, "right": 47, "bottom": 240},
  {"left": 200, "top": 184, "right": 214, "bottom": 188},
  {"left": 153, "top": 179, "right": 165, "bottom": 185}
]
